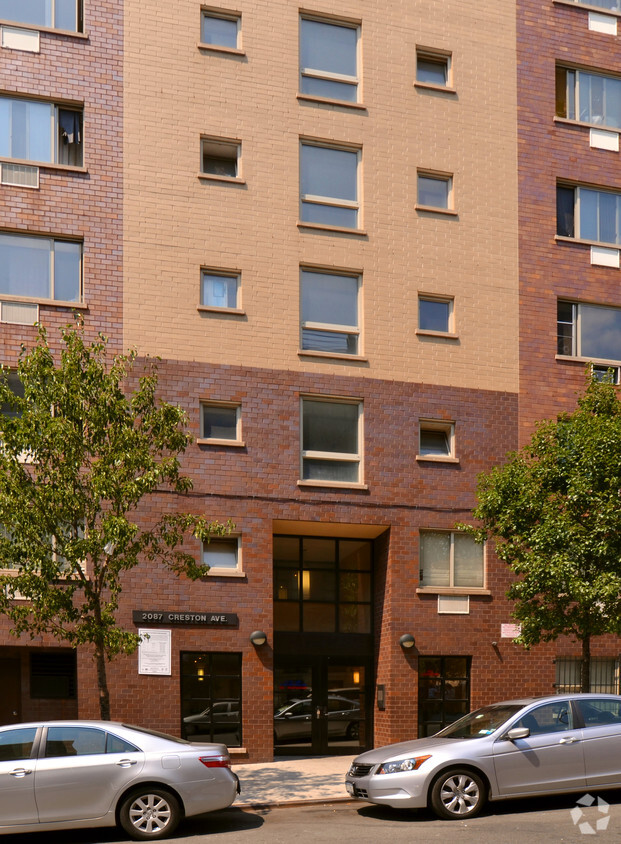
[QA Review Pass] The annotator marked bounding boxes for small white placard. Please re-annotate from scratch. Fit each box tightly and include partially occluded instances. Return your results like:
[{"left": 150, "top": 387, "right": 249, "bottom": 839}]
[
  {"left": 138, "top": 628, "right": 171, "bottom": 675},
  {"left": 501, "top": 623, "right": 521, "bottom": 639},
  {"left": 588, "top": 12, "right": 618, "bottom": 36},
  {"left": 591, "top": 245, "right": 620, "bottom": 268},
  {"left": 438, "top": 594, "right": 469, "bottom": 614},
  {"left": 1, "top": 26, "right": 40, "bottom": 52},
  {"left": 590, "top": 128, "right": 619, "bottom": 151}
]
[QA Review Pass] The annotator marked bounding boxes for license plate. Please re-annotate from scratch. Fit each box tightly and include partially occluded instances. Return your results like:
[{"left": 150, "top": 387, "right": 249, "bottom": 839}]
[{"left": 345, "top": 781, "right": 355, "bottom": 796}]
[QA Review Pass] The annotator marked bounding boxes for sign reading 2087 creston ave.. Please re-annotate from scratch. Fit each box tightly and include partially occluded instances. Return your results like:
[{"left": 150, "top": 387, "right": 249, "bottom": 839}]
[{"left": 132, "top": 610, "right": 238, "bottom": 626}]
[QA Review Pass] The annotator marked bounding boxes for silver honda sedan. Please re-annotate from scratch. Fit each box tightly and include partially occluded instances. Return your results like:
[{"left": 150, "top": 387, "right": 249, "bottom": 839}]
[
  {"left": 0, "top": 720, "right": 239, "bottom": 839},
  {"left": 346, "top": 694, "right": 621, "bottom": 819}
]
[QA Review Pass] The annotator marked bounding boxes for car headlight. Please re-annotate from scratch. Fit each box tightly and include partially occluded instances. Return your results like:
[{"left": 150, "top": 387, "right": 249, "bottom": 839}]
[{"left": 376, "top": 755, "right": 431, "bottom": 775}]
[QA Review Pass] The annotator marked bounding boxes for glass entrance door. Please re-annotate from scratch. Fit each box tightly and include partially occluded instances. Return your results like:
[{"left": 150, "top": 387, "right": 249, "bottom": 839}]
[{"left": 274, "top": 656, "right": 368, "bottom": 755}]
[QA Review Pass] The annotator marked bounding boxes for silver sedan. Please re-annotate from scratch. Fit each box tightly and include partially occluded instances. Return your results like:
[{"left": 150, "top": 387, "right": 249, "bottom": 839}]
[
  {"left": 346, "top": 693, "right": 621, "bottom": 820},
  {"left": 0, "top": 720, "right": 239, "bottom": 839}
]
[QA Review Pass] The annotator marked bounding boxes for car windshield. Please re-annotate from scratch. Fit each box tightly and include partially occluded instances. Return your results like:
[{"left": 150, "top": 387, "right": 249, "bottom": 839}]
[{"left": 434, "top": 704, "right": 524, "bottom": 739}]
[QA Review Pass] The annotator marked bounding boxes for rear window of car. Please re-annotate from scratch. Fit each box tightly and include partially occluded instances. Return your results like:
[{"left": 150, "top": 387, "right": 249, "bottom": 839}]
[{"left": 122, "top": 725, "right": 191, "bottom": 745}]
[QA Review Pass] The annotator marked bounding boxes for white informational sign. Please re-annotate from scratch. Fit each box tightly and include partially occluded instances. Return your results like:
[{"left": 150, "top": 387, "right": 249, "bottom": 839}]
[
  {"left": 501, "top": 623, "right": 521, "bottom": 639},
  {"left": 138, "top": 628, "right": 171, "bottom": 675}
]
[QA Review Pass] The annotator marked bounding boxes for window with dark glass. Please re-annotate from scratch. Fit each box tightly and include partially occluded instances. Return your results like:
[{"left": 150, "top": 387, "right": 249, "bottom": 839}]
[
  {"left": 30, "top": 651, "right": 76, "bottom": 699},
  {"left": 418, "top": 655, "right": 471, "bottom": 737},
  {"left": 300, "top": 268, "right": 359, "bottom": 355},
  {"left": 201, "top": 138, "right": 240, "bottom": 178},
  {"left": 0, "top": 727, "right": 37, "bottom": 762},
  {"left": 418, "top": 297, "right": 452, "bottom": 333},
  {"left": 180, "top": 652, "right": 242, "bottom": 745},
  {"left": 274, "top": 536, "right": 372, "bottom": 635},
  {"left": 0, "top": 0, "right": 82, "bottom": 31}
]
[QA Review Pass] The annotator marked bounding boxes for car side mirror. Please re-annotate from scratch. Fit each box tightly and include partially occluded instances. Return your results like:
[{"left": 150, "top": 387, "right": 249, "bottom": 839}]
[{"left": 504, "top": 726, "right": 530, "bottom": 741}]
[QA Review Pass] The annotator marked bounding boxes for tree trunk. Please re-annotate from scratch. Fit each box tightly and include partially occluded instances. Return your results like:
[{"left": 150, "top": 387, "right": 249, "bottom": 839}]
[
  {"left": 580, "top": 634, "right": 591, "bottom": 693},
  {"left": 95, "top": 641, "right": 111, "bottom": 720}
]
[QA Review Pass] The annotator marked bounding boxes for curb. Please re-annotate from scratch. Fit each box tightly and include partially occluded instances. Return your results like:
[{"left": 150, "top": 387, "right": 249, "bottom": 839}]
[{"left": 235, "top": 796, "right": 355, "bottom": 810}]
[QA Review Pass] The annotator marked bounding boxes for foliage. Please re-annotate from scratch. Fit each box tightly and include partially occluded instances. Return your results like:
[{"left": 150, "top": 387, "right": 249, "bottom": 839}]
[
  {"left": 0, "top": 319, "right": 229, "bottom": 717},
  {"left": 463, "top": 376, "right": 621, "bottom": 690}
]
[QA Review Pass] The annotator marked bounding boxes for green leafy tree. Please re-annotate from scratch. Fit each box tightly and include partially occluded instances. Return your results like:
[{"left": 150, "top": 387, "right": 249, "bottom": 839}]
[
  {"left": 464, "top": 376, "right": 621, "bottom": 692},
  {"left": 0, "top": 320, "right": 229, "bottom": 719}
]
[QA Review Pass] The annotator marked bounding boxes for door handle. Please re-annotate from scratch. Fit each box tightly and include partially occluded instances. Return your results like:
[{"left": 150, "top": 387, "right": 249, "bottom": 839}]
[
  {"left": 116, "top": 759, "right": 138, "bottom": 767},
  {"left": 559, "top": 736, "right": 579, "bottom": 744},
  {"left": 10, "top": 768, "right": 32, "bottom": 777}
]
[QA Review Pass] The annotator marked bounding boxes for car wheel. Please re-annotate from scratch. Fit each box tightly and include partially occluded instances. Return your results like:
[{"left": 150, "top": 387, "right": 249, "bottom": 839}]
[
  {"left": 430, "top": 769, "right": 486, "bottom": 820},
  {"left": 119, "top": 788, "right": 181, "bottom": 840},
  {"left": 346, "top": 721, "right": 359, "bottom": 740}
]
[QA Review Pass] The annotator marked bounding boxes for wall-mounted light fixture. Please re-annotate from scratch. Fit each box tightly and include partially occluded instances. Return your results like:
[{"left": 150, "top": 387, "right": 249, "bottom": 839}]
[
  {"left": 399, "top": 633, "right": 416, "bottom": 649},
  {"left": 250, "top": 630, "right": 267, "bottom": 646}
]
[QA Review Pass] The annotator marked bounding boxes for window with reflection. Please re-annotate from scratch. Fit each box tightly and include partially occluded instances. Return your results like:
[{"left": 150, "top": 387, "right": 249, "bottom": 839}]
[
  {"left": 0, "top": 0, "right": 82, "bottom": 31},
  {"left": 418, "top": 655, "right": 471, "bottom": 737},
  {"left": 274, "top": 536, "right": 372, "bottom": 634},
  {"left": 180, "top": 652, "right": 241, "bottom": 745}
]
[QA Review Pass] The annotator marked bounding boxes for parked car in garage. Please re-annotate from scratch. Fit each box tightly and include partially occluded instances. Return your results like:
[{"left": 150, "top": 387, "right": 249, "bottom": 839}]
[
  {"left": 0, "top": 720, "right": 239, "bottom": 839},
  {"left": 346, "top": 694, "right": 621, "bottom": 820}
]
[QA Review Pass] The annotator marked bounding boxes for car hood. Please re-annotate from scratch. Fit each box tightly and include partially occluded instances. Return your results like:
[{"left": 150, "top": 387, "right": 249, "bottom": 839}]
[{"left": 352, "top": 736, "right": 467, "bottom": 765}]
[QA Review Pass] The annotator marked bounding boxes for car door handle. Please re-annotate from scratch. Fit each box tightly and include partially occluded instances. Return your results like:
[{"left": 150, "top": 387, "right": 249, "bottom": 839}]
[
  {"left": 10, "top": 768, "right": 32, "bottom": 777},
  {"left": 559, "top": 736, "right": 579, "bottom": 744},
  {"left": 116, "top": 759, "right": 138, "bottom": 767}
]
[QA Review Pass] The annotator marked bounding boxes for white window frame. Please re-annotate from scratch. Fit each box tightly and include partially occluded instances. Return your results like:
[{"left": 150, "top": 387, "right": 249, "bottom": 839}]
[
  {"left": 199, "top": 268, "right": 240, "bottom": 311},
  {"left": 417, "top": 171, "right": 453, "bottom": 211},
  {"left": 0, "top": 0, "right": 82, "bottom": 31},
  {"left": 416, "top": 47, "right": 452, "bottom": 89},
  {"left": 202, "top": 536, "right": 243, "bottom": 576},
  {"left": 299, "top": 140, "right": 361, "bottom": 229},
  {"left": 0, "top": 96, "right": 83, "bottom": 166},
  {"left": 299, "top": 396, "right": 363, "bottom": 487},
  {"left": 417, "top": 295, "right": 454, "bottom": 335},
  {"left": 299, "top": 14, "right": 360, "bottom": 103},
  {"left": 200, "top": 136, "right": 241, "bottom": 180},
  {"left": 418, "top": 530, "right": 486, "bottom": 591},
  {"left": 417, "top": 419, "right": 456, "bottom": 462},
  {"left": 300, "top": 267, "right": 360, "bottom": 356},
  {"left": 0, "top": 232, "right": 83, "bottom": 303},
  {"left": 200, "top": 7, "right": 241, "bottom": 50},
  {"left": 198, "top": 401, "right": 243, "bottom": 445}
]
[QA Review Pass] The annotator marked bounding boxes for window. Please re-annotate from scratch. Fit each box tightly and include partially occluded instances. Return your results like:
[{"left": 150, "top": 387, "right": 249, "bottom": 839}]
[
  {"left": 557, "top": 301, "right": 621, "bottom": 363},
  {"left": 0, "top": 0, "right": 82, "bottom": 31},
  {"left": 567, "top": 0, "right": 621, "bottom": 10},
  {"left": 0, "top": 372, "right": 23, "bottom": 419},
  {"left": 418, "top": 420, "right": 455, "bottom": 460},
  {"left": 300, "top": 142, "right": 360, "bottom": 228},
  {"left": 180, "top": 652, "right": 242, "bottom": 746},
  {"left": 0, "top": 97, "right": 82, "bottom": 166},
  {"left": 513, "top": 701, "right": 573, "bottom": 736},
  {"left": 30, "top": 651, "right": 76, "bottom": 699},
  {"left": 418, "top": 656, "right": 470, "bottom": 738},
  {"left": 201, "top": 270, "right": 239, "bottom": 309},
  {"left": 0, "top": 232, "right": 81, "bottom": 302},
  {"left": 273, "top": 536, "right": 372, "bottom": 634},
  {"left": 300, "top": 268, "right": 359, "bottom": 355},
  {"left": 0, "top": 727, "right": 36, "bottom": 762},
  {"left": 201, "top": 137, "right": 240, "bottom": 178},
  {"left": 416, "top": 50, "right": 451, "bottom": 87},
  {"left": 203, "top": 537, "right": 240, "bottom": 572},
  {"left": 557, "top": 184, "right": 621, "bottom": 246},
  {"left": 555, "top": 657, "right": 619, "bottom": 694},
  {"left": 301, "top": 397, "right": 362, "bottom": 484},
  {"left": 418, "top": 296, "right": 453, "bottom": 333},
  {"left": 200, "top": 402, "right": 241, "bottom": 442},
  {"left": 576, "top": 697, "right": 621, "bottom": 726},
  {"left": 418, "top": 172, "right": 452, "bottom": 210},
  {"left": 200, "top": 9, "right": 240, "bottom": 48},
  {"left": 592, "top": 364, "right": 620, "bottom": 383},
  {"left": 556, "top": 67, "right": 621, "bottom": 130},
  {"left": 419, "top": 531, "right": 484, "bottom": 589},
  {"left": 299, "top": 16, "right": 359, "bottom": 102}
]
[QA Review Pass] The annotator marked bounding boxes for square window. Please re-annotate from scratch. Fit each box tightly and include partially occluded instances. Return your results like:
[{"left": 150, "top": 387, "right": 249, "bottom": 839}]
[
  {"left": 418, "top": 173, "right": 451, "bottom": 210},
  {"left": 203, "top": 537, "right": 240, "bottom": 571},
  {"left": 201, "top": 138, "right": 240, "bottom": 178},
  {"left": 300, "top": 268, "right": 359, "bottom": 355},
  {"left": 200, "top": 403, "right": 240, "bottom": 442},
  {"left": 300, "top": 16, "right": 359, "bottom": 103},
  {"left": 418, "top": 297, "right": 452, "bottom": 333},
  {"left": 557, "top": 300, "right": 621, "bottom": 363},
  {"left": 557, "top": 184, "right": 621, "bottom": 246},
  {"left": 201, "top": 271, "right": 239, "bottom": 309},
  {"left": 300, "top": 142, "right": 360, "bottom": 228},
  {"left": 0, "top": 232, "right": 81, "bottom": 303},
  {"left": 420, "top": 531, "right": 484, "bottom": 589},
  {"left": 200, "top": 10, "right": 240, "bottom": 49},
  {"left": 0, "top": 97, "right": 83, "bottom": 166},
  {"left": 418, "top": 420, "right": 455, "bottom": 459},
  {"left": 416, "top": 51, "right": 450, "bottom": 87},
  {"left": 301, "top": 397, "right": 362, "bottom": 484}
]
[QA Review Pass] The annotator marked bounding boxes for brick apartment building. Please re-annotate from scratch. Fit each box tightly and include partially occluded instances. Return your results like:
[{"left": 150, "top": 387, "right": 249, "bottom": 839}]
[{"left": 0, "top": 0, "right": 619, "bottom": 762}]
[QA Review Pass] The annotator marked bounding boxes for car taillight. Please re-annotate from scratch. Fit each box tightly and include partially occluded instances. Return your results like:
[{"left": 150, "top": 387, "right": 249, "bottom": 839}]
[{"left": 199, "top": 754, "right": 231, "bottom": 769}]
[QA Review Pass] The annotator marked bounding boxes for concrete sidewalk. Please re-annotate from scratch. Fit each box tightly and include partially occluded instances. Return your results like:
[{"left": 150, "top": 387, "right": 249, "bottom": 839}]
[{"left": 233, "top": 755, "right": 356, "bottom": 808}]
